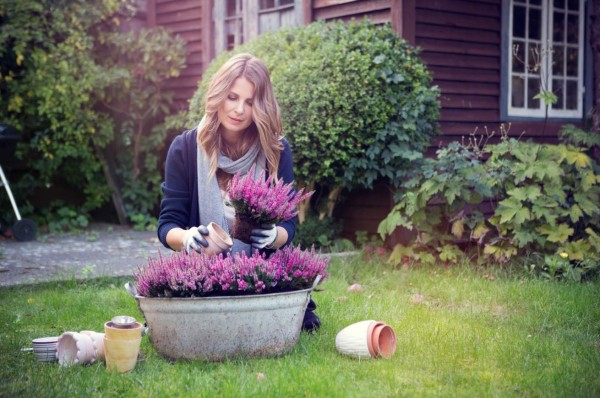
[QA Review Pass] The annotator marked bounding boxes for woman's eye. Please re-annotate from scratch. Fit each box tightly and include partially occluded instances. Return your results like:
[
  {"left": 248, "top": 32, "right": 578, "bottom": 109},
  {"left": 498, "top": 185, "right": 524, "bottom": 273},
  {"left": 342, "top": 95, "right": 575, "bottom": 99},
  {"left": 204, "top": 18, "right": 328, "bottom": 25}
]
[
  {"left": 246, "top": 101, "right": 253, "bottom": 107},
  {"left": 228, "top": 95, "right": 236, "bottom": 101}
]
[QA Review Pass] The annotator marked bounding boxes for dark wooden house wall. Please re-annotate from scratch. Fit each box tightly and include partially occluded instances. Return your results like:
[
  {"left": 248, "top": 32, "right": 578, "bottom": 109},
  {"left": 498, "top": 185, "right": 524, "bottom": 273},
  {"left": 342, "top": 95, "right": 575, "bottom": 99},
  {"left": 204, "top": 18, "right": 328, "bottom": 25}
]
[
  {"left": 311, "top": 0, "right": 392, "bottom": 23},
  {"left": 148, "top": 0, "right": 212, "bottom": 108}
]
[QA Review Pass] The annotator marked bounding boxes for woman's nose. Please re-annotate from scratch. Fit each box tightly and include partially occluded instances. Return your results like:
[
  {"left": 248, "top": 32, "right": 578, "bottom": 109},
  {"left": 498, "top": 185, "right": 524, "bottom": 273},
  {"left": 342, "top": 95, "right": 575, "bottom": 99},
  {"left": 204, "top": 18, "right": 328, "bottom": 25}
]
[{"left": 234, "top": 101, "right": 244, "bottom": 114}]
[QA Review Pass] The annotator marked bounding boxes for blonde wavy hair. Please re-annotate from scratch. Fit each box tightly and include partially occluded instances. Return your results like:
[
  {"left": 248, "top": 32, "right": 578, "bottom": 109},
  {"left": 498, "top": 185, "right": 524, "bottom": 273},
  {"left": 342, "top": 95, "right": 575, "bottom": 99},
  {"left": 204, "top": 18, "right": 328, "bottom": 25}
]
[{"left": 197, "top": 53, "right": 283, "bottom": 177}]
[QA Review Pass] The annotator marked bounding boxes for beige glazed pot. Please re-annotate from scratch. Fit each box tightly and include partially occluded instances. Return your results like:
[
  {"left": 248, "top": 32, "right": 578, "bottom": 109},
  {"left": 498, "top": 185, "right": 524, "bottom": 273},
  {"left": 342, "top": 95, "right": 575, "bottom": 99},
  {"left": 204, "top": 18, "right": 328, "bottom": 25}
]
[
  {"left": 103, "top": 321, "right": 143, "bottom": 373},
  {"left": 205, "top": 222, "right": 233, "bottom": 256}
]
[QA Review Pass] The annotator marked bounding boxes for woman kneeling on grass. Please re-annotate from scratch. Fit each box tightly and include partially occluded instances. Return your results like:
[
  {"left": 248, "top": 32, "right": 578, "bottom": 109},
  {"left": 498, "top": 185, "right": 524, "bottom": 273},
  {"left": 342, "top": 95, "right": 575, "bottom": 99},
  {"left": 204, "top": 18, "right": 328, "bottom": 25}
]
[{"left": 157, "top": 53, "right": 320, "bottom": 332}]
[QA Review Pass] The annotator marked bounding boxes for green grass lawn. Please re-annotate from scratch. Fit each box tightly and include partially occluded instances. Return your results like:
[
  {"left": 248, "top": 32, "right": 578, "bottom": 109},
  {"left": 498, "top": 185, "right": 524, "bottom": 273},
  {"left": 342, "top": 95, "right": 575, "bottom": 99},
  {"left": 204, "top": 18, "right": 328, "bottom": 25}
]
[{"left": 1, "top": 255, "right": 599, "bottom": 397}]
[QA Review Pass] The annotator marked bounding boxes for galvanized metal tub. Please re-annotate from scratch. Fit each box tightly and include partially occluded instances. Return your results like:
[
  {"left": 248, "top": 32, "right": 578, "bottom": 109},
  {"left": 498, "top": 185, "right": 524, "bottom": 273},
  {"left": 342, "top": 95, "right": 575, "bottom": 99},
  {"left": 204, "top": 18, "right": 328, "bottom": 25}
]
[{"left": 134, "top": 288, "right": 313, "bottom": 361}]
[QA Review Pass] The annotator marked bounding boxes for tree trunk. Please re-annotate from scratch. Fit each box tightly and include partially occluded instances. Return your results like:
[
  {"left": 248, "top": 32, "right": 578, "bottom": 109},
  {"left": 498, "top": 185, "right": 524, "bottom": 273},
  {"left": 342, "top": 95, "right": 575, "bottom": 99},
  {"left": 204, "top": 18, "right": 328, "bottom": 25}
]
[
  {"left": 297, "top": 181, "right": 314, "bottom": 224},
  {"left": 93, "top": 142, "right": 128, "bottom": 225},
  {"left": 318, "top": 186, "right": 342, "bottom": 220},
  {"left": 591, "top": 0, "right": 600, "bottom": 163}
]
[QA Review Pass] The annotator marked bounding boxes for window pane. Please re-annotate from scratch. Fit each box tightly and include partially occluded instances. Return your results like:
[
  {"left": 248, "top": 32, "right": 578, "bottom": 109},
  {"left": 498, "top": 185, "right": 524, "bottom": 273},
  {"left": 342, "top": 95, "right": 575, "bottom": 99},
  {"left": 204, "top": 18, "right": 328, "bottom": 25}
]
[
  {"left": 280, "top": 0, "right": 294, "bottom": 5},
  {"left": 566, "top": 47, "right": 578, "bottom": 76},
  {"left": 528, "top": 78, "right": 540, "bottom": 109},
  {"left": 226, "top": 0, "right": 238, "bottom": 17},
  {"left": 553, "top": 79, "right": 564, "bottom": 109},
  {"left": 553, "top": 11, "right": 565, "bottom": 42},
  {"left": 528, "top": 43, "right": 540, "bottom": 72},
  {"left": 513, "top": 6, "right": 526, "bottom": 38},
  {"left": 512, "top": 76, "right": 525, "bottom": 108},
  {"left": 567, "top": 0, "right": 579, "bottom": 11},
  {"left": 566, "top": 80, "right": 577, "bottom": 109},
  {"left": 553, "top": 45, "right": 564, "bottom": 75},
  {"left": 567, "top": 14, "right": 579, "bottom": 43},
  {"left": 529, "top": 8, "right": 542, "bottom": 40},
  {"left": 513, "top": 41, "right": 525, "bottom": 72},
  {"left": 530, "top": 0, "right": 541, "bottom": 5},
  {"left": 260, "top": 0, "right": 275, "bottom": 9},
  {"left": 554, "top": 0, "right": 565, "bottom": 9}
]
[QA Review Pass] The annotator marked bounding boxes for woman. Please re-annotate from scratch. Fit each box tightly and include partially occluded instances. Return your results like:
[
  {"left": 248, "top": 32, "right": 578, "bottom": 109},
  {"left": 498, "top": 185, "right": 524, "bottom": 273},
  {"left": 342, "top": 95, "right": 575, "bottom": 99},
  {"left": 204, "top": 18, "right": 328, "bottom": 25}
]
[{"left": 157, "top": 53, "right": 320, "bottom": 332}]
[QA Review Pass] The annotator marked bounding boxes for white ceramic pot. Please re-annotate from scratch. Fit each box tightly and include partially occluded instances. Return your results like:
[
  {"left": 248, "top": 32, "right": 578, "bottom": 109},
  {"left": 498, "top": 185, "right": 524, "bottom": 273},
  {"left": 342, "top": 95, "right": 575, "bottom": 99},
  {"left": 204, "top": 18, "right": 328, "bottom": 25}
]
[
  {"left": 133, "top": 288, "right": 314, "bottom": 361},
  {"left": 205, "top": 222, "right": 233, "bottom": 256},
  {"left": 57, "top": 332, "right": 97, "bottom": 366},
  {"left": 335, "top": 320, "right": 397, "bottom": 359},
  {"left": 335, "top": 320, "right": 377, "bottom": 359},
  {"left": 80, "top": 331, "right": 106, "bottom": 360}
]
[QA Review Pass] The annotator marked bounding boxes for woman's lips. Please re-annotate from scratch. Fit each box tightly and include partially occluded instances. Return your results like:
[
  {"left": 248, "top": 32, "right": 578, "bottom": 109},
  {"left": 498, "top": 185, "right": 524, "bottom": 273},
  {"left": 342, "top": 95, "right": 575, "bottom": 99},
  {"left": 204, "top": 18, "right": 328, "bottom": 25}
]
[{"left": 229, "top": 116, "right": 243, "bottom": 124}]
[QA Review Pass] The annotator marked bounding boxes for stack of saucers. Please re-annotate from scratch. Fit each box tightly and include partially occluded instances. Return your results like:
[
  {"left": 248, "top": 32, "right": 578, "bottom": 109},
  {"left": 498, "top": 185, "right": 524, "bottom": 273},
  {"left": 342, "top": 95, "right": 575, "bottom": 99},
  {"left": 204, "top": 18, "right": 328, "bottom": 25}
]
[{"left": 32, "top": 336, "right": 59, "bottom": 362}]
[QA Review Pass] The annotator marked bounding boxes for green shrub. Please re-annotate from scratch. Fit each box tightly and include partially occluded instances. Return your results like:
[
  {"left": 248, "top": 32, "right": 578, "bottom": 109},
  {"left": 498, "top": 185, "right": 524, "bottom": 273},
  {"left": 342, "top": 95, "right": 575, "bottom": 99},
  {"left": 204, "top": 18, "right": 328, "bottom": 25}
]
[
  {"left": 0, "top": 1, "right": 186, "bottom": 229},
  {"left": 187, "top": 19, "right": 439, "bottom": 216},
  {"left": 379, "top": 125, "right": 600, "bottom": 280},
  {"left": 294, "top": 215, "right": 342, "bottom": 250}
]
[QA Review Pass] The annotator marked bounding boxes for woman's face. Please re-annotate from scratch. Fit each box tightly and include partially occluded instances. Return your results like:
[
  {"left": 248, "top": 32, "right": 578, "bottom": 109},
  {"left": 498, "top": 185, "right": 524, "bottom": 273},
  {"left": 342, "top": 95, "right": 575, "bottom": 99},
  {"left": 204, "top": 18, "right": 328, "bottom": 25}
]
[{"left": 218, "top": 76, "right": 255, "bottom": 140}]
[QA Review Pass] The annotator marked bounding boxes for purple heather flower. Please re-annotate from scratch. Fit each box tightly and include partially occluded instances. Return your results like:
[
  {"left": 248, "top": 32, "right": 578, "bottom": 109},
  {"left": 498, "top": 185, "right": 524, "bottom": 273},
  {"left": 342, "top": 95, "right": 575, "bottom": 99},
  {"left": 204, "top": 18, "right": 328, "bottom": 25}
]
[
  {"left": 134, "top": 245, "right": 329, "bottom": 298},
  {"left": 227, "top": 165, "right": 314, "bottom": 224}
]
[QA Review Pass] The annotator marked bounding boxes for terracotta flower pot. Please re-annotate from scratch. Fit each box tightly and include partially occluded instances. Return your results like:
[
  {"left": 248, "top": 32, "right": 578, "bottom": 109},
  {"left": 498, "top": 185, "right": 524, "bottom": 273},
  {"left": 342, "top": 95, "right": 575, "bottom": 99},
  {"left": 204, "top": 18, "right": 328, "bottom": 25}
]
[
  {"left": 57, "top": 332, "right": 97, "bottom": 366},
  {"left": 231, "top": 213, "right": 261, "bottom": 244},
  {"left": 335, "top": 320, "right": 397, "bottom": 359},
  {"left": 205, "top": 222, "right": 233, "bottom": 256},
  {"left": 104, "top": 336, "right": 142, "bottom": 373}
]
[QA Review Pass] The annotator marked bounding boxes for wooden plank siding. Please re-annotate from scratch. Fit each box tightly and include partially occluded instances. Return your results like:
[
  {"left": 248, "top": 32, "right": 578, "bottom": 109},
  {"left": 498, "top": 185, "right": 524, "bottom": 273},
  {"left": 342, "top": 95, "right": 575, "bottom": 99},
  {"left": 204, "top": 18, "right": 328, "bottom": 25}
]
[
  {"left": 416, "top": 0, "right": 504, "bottom": 145},
  {"left": 312, "top": 0, "right": 392, "bottom": 23},
  {"left": 149, "top": 0, "right": 211, "bottom": 109}
]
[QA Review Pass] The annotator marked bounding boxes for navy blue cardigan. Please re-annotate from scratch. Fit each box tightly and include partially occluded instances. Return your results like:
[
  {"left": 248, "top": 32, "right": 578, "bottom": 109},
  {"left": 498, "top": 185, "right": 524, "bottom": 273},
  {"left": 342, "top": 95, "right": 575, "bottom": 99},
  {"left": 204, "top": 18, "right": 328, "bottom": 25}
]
[{"left": 157, "top": 128, "right": 296, "bottom": 251}]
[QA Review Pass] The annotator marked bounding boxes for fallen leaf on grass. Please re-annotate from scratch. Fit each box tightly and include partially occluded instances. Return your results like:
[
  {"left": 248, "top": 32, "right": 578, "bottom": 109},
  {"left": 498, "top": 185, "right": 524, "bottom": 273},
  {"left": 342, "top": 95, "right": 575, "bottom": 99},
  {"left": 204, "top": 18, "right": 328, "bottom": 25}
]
[
  {"left": 410, "top": 293, "right": 424, "bottom": 304},
  {"left": 256, "top": 372, "right": 265, "bottom": 381},
  {"left": 347, "top": 284, "right": 361, "bottom": 292},
  {"left": 335, "top": 296, "right": 348, "bottom": 302},
  {"left": 482, "top": 274, "right": 496, "bottom": 281}
]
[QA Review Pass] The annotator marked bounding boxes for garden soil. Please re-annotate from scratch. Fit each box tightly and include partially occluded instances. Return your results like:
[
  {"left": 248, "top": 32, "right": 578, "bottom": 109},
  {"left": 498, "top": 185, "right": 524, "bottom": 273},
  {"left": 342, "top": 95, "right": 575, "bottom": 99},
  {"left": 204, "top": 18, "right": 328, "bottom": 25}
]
[{"left": 0, "top": 223, "right": 171, "bottom": 287}]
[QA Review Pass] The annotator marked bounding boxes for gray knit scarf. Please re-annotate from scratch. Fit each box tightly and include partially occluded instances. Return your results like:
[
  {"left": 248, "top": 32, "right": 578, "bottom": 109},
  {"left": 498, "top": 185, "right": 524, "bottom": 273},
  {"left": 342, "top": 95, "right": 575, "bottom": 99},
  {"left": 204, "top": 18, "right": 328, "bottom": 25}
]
[{"left": 196, "top": 121, "right": 265, "bottom": 254}]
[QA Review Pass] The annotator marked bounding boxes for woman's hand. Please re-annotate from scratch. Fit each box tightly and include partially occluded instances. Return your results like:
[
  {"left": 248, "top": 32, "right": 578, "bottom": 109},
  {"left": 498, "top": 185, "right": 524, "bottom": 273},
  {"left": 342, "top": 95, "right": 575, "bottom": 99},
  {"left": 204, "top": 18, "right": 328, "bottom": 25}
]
[
  {"left": 182, "top": 225, "right": 209, "bottom": 254},
  {"left": 250, "top": 224, "right": 278, "bottom": 249}
]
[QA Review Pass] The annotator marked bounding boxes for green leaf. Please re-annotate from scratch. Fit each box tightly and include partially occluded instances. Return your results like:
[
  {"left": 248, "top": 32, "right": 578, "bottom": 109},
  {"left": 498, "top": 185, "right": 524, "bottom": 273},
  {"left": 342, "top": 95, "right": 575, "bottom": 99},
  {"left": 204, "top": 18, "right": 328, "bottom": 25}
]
[
  {"left": 438, "top": 244, "right": 462, "bottom": 262},
  {"left": 569, "top": 204, "right": 583, "bottom": 223},
  {"left": 471, "top": 222, "right": 489, "bottom": 241},
  {"left": 513, "top": 230, "right": 535, "bottom": 247},
  {"left": 574, "top": 192, "right": 600, "bottom": 216},
  {"left": 537, "top": 223, "right": 573, "bottom": 243},
  {"left": 496, "top": 197, "right": 531, "bottom": 225},
  {"left": 451, "top": 218, "right": 464, "bottom": 239},
  {"left": 507, "top": 185, "right": 542, "bottom": 202}
]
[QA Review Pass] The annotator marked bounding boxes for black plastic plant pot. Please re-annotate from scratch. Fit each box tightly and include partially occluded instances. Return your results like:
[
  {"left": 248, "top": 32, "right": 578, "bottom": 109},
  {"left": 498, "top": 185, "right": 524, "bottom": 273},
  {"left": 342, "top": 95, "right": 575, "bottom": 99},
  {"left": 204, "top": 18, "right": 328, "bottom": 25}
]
[
  {"left": 0, "top": 123, "right": 20, "bottom": 163},
  {"left": 13, "top": 218, "right": 37, "bottom": 242}
]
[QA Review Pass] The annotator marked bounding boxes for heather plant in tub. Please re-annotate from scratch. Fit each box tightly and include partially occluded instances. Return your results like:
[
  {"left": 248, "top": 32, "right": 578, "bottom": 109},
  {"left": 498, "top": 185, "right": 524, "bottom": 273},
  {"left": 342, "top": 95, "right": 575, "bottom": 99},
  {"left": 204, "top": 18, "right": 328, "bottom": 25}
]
[{"left": 135, "top": 245, "right": 328, "bottom": 298}]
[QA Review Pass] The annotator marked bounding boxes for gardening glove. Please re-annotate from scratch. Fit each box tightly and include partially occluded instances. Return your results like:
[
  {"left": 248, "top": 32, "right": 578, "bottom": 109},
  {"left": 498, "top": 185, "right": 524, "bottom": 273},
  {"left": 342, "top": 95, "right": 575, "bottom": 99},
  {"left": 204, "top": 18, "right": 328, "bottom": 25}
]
[
  {"left": 250, "top": 224, "right": 277, "bottom": 250},
  {"left": 182, "top": 225, "right": 209, "bottom": 254}
]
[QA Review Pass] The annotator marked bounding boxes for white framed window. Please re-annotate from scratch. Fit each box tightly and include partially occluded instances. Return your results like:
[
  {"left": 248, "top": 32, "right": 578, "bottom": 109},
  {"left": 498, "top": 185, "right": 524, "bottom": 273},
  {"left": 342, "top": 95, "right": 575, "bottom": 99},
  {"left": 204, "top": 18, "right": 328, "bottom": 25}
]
[
  {"left": 214, "top": 0, "right": 301, "bottom": 54},
  {"left": 507, "top": 0, "right": 585, "bottom": 118}
]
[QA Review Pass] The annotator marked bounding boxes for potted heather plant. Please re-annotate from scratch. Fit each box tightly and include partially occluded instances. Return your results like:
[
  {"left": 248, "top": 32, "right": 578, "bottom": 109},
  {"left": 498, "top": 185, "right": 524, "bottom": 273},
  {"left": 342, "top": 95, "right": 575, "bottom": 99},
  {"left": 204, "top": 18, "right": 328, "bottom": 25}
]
[
  {"left": 128, "top": 245, "right": 328, "bottom": 361},
  {"left": 227, "top": 165, "right": 313, "bottom": 244}
]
